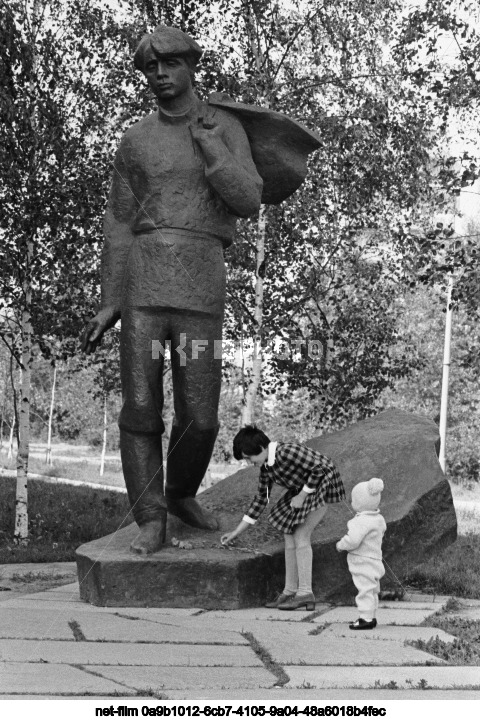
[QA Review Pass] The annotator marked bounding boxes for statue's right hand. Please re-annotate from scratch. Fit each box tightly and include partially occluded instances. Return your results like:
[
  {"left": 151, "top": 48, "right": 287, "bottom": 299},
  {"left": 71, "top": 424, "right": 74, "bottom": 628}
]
[{"left": 81, "top": 306, "right": 120, "bottom": 354}]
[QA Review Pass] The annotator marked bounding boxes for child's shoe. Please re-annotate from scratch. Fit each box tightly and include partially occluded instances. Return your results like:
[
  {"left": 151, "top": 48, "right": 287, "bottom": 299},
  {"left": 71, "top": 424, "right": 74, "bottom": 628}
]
[
  {"left": 278, "top": 592, "right": 316, "bottom": 611},
  {"left": 349, "top": 618, "right": 377, "bottom": 630},
  {"left": 265, "top": 592, "right": 295, "bottom": 608}
]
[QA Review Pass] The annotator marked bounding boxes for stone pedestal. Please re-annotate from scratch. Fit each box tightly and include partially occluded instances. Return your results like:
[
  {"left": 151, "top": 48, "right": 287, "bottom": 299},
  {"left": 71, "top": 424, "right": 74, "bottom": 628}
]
[{"left": 76, "top": 409, "right": 457, "bottom": 607}]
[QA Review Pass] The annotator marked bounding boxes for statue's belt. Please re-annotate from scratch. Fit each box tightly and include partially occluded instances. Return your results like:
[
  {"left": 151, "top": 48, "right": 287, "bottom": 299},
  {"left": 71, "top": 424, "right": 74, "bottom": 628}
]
[{"left": 133, "top": 226, "right": 226, "bottom": 245}]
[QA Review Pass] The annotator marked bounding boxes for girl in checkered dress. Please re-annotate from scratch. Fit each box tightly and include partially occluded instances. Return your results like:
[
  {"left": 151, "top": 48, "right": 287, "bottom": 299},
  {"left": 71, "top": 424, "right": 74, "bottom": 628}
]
[{"left": 221, "top": 426, "right": 345, "bottom": 610}]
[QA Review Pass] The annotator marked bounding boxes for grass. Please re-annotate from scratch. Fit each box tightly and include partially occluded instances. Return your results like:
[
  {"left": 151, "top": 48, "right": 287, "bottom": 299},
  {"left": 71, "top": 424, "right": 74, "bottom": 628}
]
[
  {"left": 404, "top": 533, "right": 480, "bottom": 599},
  {"left": 409, "top": 616, "right": 480, "bottom": 666},
  {"left": 8, "top": 571, "right": 73, "bottom": 583},
  {"left": 68, "top": 620, "right": 87, "bottom": 641},
  {"left": 374, "top": 679, "right": 432, "bottom": 690},
  {"left": 0, "top": 474, "right": 133, "bottom": 563},
  {"left": 0, "top": 449, "right": 124, "bottom": 488},
  {"left": 242, "top": 631, "right": 290, "bottom": 686},
  {"left": 374, "top": 680, "right": 399, "bottom": 689},
  {"left": 308, "top": 624, "right": 328, "bottom": 635}
]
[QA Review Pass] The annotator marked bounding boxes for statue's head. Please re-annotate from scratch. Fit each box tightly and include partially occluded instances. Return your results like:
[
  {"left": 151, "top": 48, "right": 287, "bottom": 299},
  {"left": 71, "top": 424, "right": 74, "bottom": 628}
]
[{"left": 134, "top": 25, "right": 203, "bottom": 76}]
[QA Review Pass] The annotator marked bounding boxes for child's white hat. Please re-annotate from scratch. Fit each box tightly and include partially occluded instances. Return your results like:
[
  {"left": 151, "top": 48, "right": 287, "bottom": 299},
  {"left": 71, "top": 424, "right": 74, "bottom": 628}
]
[{"left": 351, "top": 477, "right": 384, "bottom": 512}]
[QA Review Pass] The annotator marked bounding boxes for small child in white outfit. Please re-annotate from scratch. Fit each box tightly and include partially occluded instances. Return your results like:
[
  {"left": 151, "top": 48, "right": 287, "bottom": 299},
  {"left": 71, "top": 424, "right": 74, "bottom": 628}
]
[{"left": 336, "top": 477, "right": 386, "bottom": 630}]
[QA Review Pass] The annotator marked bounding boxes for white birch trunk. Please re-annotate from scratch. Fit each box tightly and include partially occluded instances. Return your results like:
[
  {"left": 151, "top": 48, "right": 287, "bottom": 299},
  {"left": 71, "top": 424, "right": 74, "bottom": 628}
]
[
  {"left": 240, "top": 5, "right": 271, "bottom": 426},
  {"left": 100, "top": 393, "right": 107, "bottom": 476},
  {"left": 0, "top": 367, "right": 7, "bottom": 450},
  {"left": 45, "top": 362, "right": 56, "bottom": 465},
  {"left": 14, "top": 303, "right": 32, "bottom": 544},
  {"left": 14, "top": 0, "right": 41, "bottom": 545},
  {"left": 239, "top": 315, "right": 246, "bottom": 408},
  {"left": 7, "top": 414, "right": 15, "bottom": 460},
  {"left": 241, "top": 205, "right": 266, "bottom": 426}
]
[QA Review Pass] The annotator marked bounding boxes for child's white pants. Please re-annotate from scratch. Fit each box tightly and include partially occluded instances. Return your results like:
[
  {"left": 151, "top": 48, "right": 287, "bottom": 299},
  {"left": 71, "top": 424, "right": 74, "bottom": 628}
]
[{"left": 347, "top": 554, "right": 385, "bottom": 618}]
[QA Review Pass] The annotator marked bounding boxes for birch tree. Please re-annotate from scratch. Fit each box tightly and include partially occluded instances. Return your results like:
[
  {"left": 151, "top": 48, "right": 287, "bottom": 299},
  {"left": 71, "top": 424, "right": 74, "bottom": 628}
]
[
  {"left": 45, "top": 361, "right": 56, "bottom": 465},
  {"left": 0, "top": 0, "right": 135, "bottom": 542}
]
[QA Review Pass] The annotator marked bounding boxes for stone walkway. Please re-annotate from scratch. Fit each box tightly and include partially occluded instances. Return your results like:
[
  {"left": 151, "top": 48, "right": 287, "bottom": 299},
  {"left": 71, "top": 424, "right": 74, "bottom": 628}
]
[{"left": 1, "top": 564, "right": 480, "bottom": 701}]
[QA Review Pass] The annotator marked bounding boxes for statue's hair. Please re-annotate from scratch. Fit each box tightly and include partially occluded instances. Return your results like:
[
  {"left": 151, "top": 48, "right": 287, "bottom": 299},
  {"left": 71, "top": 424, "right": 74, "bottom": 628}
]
[
  {"left": 134, "top": 25, "right": 203, "bottom": 73},
  {"left": 233, "top": 425, "right": 271, "bottom": 460}
]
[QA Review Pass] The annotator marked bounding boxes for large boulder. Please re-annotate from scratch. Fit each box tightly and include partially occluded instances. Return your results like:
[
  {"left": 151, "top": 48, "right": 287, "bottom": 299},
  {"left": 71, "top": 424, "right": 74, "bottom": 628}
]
[{"left": 76, "top": 409, "right": 457, "bottom": 607}]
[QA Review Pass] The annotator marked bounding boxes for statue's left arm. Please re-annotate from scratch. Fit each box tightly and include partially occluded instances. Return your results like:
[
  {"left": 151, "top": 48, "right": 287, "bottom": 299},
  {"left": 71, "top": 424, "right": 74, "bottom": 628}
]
[{"left": 190, "top": 110, "right": 263, "bottom": 217}]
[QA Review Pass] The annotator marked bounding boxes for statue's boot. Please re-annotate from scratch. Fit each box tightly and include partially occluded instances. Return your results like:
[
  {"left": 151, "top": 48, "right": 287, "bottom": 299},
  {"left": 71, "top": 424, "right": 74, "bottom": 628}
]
[
  {"left": 120, "top": 429, "right": 167, "bottom": 554},
  {"left": 165, "top": 424, "right": 219, "bottom": 531},
  {"left": 130, "top": 518, "right": 166, "bottom": 555}
]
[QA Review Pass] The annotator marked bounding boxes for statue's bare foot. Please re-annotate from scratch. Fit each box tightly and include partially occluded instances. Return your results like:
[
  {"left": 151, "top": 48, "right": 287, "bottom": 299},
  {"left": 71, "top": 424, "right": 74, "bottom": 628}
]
[
  {"left": 167, "top": 497, "right": 219, "bottom": 531},
  {"left": 130, "top": 517, "right": 166, "bottom": 555}
]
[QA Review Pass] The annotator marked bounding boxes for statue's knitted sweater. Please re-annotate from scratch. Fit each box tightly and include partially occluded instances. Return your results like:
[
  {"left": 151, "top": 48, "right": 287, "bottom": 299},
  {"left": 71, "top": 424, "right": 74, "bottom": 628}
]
[{"left": 101, "top": 97, "right": 262, "bottom": 313}]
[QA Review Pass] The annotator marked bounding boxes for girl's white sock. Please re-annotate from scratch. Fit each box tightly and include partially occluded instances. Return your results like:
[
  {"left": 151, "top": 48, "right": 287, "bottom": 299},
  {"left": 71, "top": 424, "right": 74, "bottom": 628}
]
[{"left": 296, "top": 544, "right": 313, "bottom": 595}]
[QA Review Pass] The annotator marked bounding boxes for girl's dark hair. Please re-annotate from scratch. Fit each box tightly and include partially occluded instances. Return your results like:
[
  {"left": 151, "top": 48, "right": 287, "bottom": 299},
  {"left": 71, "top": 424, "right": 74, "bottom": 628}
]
[{"left": 233, "top": 425, "right": 271, "bottom": 460}]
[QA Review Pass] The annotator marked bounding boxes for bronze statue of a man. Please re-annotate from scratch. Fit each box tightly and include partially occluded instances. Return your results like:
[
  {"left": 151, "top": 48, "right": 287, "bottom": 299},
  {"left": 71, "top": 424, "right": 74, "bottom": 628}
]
[
  {"left": 83, "top": 26, "right": 263, "bottom": 554},
  {"left": 83, "top": 25, "right": 320, "bottom": 556}
]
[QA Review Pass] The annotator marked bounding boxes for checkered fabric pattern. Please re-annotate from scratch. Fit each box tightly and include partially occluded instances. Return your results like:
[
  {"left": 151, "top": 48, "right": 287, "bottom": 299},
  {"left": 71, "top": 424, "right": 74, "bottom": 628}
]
[{"left": 245, "top": 442, "right": 345, "bottom": 534}]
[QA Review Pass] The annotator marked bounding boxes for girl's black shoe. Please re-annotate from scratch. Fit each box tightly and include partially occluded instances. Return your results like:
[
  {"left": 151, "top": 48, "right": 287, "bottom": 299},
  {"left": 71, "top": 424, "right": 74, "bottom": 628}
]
[
  {"left": 349, "top": 618, "right": 377, "bottom": 630},
  {"left": 278, "top": 592, "right": 316, "bottom": 611},
  {"left": 265, "top": 592, "right": 295, "bottom": 609}
]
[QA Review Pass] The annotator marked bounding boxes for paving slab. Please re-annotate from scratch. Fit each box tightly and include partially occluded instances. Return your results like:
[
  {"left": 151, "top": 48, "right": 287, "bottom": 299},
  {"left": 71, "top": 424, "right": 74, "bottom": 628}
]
[
  {"left": 24, "top": 580, "right": 79, "bottom": 594},
  {"left": 0, "top": 662, "right": 133, "bottom": 695},
  {"left": 3, "top": 581, "right": 203, "bottom": 616},
  {"left": 401, "top": 593, "right": 451, "bottom": 604},
  {"left": 159, "top": 689, "right": 480, "bottom": 701},
  {"left": 316, "top": 607, "right": 436, "bottom": 625},
  {"left": 0, "top": 609, "right": 75, "bottom": 640},
  {"left": 4, "top": 690, "right": 480, "bottom": 700},
  {"left": 75, "top": 613, "right": 245, "bottom": 644},
  {"left": 285, "top": 665, "right": 480, "bottom": 690},
  {"left": 377, "top": 600, "right": 444, "bottom": 611},
  {"left": 239, "top": 621, "right": 445, "bottom": 666},
  {"left": 86, "top": 664, "right": 278, "bottom": 690},
  {"left": 0, "top": 588, "right": 203, "bottom": 617},
  {"left": 0, "top": 639, "right": 261, "bottom": 666},
  {"left": 321, "top": 622, "right": 456, "bottom": 643},
  {"left": 0, "top": 605, "right": 246, "bottom": 644},
  {"left": 0, "top": 583, "right": 84, "bottom": 609},
  {"left": 109, "top": 607, "right": 205, "bottom": 619},
  {"left": 199, "top": 607, "right": 327, "bottom": 623},
  {"left": 0, "top": 596, "right": 94, "bottom": 611},
  {"left": 0, "top": 575, "right": 79, "bottom": 604}
]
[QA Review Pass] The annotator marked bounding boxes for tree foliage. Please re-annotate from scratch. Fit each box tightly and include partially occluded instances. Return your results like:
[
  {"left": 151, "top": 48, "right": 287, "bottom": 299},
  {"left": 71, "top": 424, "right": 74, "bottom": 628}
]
[
  {"left": 394, "top": 0, "right": 480, "bottom": 313},
  {"left": 1, "top": 0, "right": 478, "bottom": 472},
  {"left": 213, "top": 0, "right": 475, "bottom": 427}
]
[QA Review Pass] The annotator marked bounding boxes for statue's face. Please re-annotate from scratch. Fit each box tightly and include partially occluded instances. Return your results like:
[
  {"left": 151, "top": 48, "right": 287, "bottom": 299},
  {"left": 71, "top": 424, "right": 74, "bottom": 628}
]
[{"left": 143, "top": 51, "right": 192, "bottom": 102}]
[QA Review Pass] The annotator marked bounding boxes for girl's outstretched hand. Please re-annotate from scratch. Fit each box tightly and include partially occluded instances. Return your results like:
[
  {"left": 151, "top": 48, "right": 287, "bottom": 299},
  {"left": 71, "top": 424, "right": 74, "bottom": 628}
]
[
  {"left": 221, "top": 531, "right": 237, "bottom": 545},
  {"left": 221, "top": 519, "right": 250, "bottom": 545}
]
